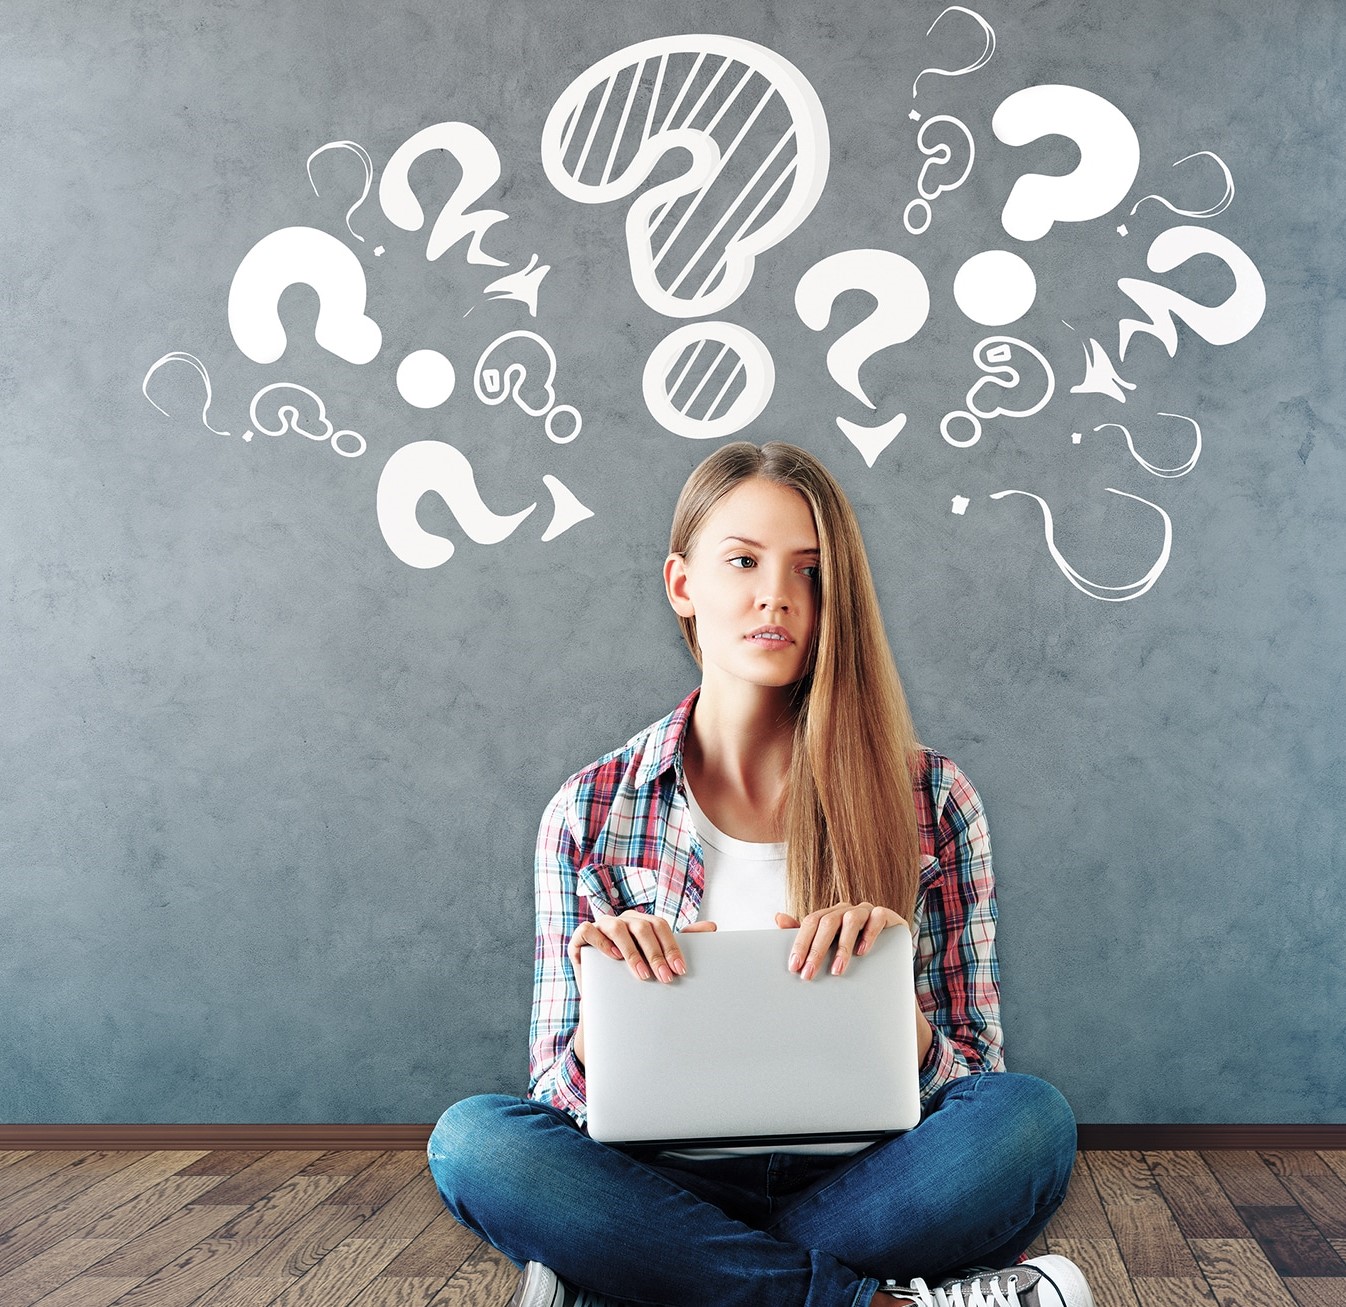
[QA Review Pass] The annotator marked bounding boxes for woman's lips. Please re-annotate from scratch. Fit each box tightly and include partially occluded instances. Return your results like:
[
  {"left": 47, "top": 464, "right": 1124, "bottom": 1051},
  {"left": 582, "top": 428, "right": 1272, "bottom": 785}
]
[{"left": 746, "top": 632, "right": 793, "bottom": 647}]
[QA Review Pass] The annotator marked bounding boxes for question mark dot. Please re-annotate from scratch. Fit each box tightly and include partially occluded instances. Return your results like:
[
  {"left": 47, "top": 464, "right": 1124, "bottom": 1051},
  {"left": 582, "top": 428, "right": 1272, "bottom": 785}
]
[
  {"left": 374, "top": 245, "right": 385, "bottom": 256},
  {"left": 397, "top": 350, "right": 457, "bottom": 409},
  {"left": 1071, "top": 431, "right": 1083, "bottom": 445},
  {"left": 1116, "top": 224, "right": 1128, "bottom": 237},
  {"left": 953, "top": 251, "right": 1038, "bottom": 327},
  {"left": 242, "top": 431, "right": 254, "bottom": 442},
  {"left": 909, "top": 110, "right": 922, "bottom": 121},
  {"left": 951, "top": 495, "right": 970, "bottom": 516}
]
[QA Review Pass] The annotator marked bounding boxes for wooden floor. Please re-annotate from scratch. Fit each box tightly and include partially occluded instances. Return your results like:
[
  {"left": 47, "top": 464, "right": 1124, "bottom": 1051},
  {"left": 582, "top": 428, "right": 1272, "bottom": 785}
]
[{"left": 0, "top": 1147, "right": 1343, "bottom": 1305}]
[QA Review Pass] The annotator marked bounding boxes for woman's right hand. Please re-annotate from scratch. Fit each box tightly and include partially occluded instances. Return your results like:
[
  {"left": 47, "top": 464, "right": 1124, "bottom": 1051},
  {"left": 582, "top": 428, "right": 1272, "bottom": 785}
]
[
  {"left": 569, "top": 911, "right": 717, "bottom": 989},
  {"left": 569, "top": 913, "right": 716, "bottom": 1068}
]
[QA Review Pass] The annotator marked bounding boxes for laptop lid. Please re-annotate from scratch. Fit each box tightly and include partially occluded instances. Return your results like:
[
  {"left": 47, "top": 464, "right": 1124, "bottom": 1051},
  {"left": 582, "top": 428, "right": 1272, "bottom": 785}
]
[{"left": 580, "top": 925, "right": 921, "bottom": 1149}]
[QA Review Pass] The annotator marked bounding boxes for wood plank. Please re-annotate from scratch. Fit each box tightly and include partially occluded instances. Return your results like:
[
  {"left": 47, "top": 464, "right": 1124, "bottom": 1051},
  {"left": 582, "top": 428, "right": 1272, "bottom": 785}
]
[
  {"left": 1043, "top": 1236, "right": 1141, "bottom": 1307},
  {"left": 1144, "top": 1151, "right": 1247, "bottom": 1239},
  {"left": 1285, "top": 1281, "right": 1346, "bottom": 1307},
  {"left": 1202, "top": 1151, "right": 1293, "bottom": 1206},
  {"left": 0, "top": 1234, "right": 125, "bottom": 1307},
  {"left": 380, "top": 1209, "right": 481, "bottom": 1278},
  {"left": 23, "top": 1273, "right": 144, "bottom": 1307},
  {"left": 0, "top": 1152, "right": 142, "bottom": 1234},
  {"left": 1278, "top": 1173, "right": 1346, "bottom": 1239},
  {"left": 325, "top": 1153, "right": 427, "bottom": 1211},
  {"left": 1190, "top": 1236, "right": 1300, "bottom": 1307},
  {"left": 265, "top": 1236, "right": 413, "bottom": 1305},
  {"left": 1261, "top": 1151, "right": 1336, "bottom": 1177},
  {"left": 350, "top": 1174, "right": 444, "bottom": 1244},
  {"left": 80, "top": 1172, "right": 222, "bottom": 1240},
  {"left": 1086, "top": 1151, "right": 1201, "bottom": 1278},
  {"left": 426, "top": 1241, "right": 517, "bottom": 1307},
  {"left": 1317, "top": 1152, "right": 1346, "bottom": 1188},
  {"left": 347, "top": 1275, "right": 448, "bottom": 1306},
  {"left": 0, "top": 1152, "right": 94, "bottom": 1206},
  {"left": 82, "top": 1203, "right": 249, "bottom": 1278},
  {"left": 196, "top": 1153, "right": 329, "bottom": 1206},
  {"left": 177, "top": 1152, "right": 269, "bottom": 1178},
  {"left": 300, "top": 1151, "right": 387, "bottom": 1179},
  {"left": 1232, "top": 1205, "right": 1346, "bottom": 1277},
  {"left": 1128, "top": 1278, "right": 1219, "bottom": 1307},
  {"left": 0, "top": 1154, "right": 212, "bottom": 1277},
  {"left": 1045, "top": 1152, "right": 1114, "bottom": 1241}
]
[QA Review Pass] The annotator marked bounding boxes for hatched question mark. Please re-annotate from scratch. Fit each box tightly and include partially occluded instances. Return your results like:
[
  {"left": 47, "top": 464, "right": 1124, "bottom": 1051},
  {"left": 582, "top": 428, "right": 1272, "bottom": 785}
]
[
  {"left": 794, "top": 249, "right": 931, "bottom": 467},
  {"left": 228, "top": 226, "right": 381, "bottom": 366}
]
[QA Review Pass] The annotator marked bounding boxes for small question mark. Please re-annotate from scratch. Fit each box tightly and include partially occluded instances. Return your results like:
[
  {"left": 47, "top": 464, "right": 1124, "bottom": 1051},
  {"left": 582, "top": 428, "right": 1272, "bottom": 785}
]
[
  {"left": 228, "top": 226, "right": 381, "bottom": 366},
  {"left": 941, "top": 337, "right": 1055, "bottom": 448},
  {"left": 794, "top": 249, "right": 931, "bottom": 467},
  {"left": 989, "top": 486, "right": 1172, "bottom": 602},
  {"left": 379, "top": 122, "right": 510, "bottom": 265},
  {"left": 376, "top": 441, "right": 536, "bottom": 569},
  {"left": 473, "top": 331, "right": 582, "bottom": 444},
  {"left": 903, "top": 115, "right": 976, "bottom": 236},
  {"left": 993, "top": 85, "right": 1141, "bottom": 242},
  {"left": 1088, "top": 413, "right": 1202, "bottom": 478},
  {"left": 911, "top": 6, "right": 996, "bottom": 98},
  {"left": 641, "top": 322, "right": 775, "bottom": 441},
  {"left": 1128, "top": 150, "right": 1234, "bottom": 222},
  {"left": 247, "top": 383, "right": 366, "bottom": 458},
  {"left": 1118, "top": 225, "right": 1266, "bottom": 360},
  {"left": 306, "top": 140, "right": 375, "bottom": 246},
  {"left": 142, "top": 352, "right": 235, "bottom": 438}
]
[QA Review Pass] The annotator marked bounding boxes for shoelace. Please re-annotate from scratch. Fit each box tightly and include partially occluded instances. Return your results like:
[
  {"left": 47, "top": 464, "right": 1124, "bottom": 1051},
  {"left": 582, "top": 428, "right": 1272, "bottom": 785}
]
[{"left": 894, "top": 1270, "right": 1026, "bottom": 1306}]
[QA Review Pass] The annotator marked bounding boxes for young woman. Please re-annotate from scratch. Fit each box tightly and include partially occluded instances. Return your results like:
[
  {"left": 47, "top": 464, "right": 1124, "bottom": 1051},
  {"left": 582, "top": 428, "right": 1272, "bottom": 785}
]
[{"left": 428, "top": 441, "right": 1094, "bottom": 1307}]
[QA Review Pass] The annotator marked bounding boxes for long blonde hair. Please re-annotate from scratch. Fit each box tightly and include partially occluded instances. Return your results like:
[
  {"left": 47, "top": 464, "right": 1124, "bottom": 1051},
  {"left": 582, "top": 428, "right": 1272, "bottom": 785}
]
[{"left": 668, "top": 441, "right": 924, "bottom": 924}]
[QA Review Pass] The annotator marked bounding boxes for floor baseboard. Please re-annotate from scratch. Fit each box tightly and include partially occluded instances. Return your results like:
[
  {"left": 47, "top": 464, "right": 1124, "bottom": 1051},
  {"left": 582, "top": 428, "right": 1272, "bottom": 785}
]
[{"left": 1, "top": 1123, "right": 1343, "bottom": 1149}]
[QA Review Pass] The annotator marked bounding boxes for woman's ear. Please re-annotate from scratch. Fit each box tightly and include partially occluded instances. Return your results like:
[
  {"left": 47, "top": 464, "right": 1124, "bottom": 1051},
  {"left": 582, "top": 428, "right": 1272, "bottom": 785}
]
[{"left": 664, "top": 552, "right": 695, "bottom": 617}]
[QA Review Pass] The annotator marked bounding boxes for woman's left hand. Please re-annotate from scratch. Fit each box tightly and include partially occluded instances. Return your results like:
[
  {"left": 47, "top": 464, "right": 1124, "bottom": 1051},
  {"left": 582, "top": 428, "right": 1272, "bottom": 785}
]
[{"left": 774, "top": 903, "right": 908, "bottom": 981}]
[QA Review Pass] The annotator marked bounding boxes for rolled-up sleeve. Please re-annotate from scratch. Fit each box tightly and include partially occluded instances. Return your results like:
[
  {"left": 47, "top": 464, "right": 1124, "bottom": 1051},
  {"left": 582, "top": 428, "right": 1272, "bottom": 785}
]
[
  {"left": 914, "top": 761, "right": 1004, "bottom": 1105},
  {"left": 527, "top": 784, "right": 590, "bottom": 1126}
]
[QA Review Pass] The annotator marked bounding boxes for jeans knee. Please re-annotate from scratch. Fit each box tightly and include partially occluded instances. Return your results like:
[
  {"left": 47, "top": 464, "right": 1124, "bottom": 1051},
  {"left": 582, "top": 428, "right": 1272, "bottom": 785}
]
[
  {"left": 426, "top": 1093, "right": 520, "bottom": 1204},
  {"left": 1009, "top": 1074, "right": 1078, "bottom": 1188}
]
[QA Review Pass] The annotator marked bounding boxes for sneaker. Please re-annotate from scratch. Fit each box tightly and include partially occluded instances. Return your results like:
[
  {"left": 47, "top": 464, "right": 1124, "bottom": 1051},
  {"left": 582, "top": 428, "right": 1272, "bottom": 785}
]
[
  {"left": 508, "top": 1261, "right": 619, "bottom": 1307},
  {"left": 878, "top": 1254, "right": 1095, "bottom": 1306}
]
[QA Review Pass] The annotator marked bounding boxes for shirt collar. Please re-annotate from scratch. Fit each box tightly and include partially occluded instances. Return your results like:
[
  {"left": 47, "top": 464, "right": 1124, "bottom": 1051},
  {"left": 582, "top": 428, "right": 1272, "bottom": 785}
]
[{"left": 633, "top": 685, "right": 701, "bottom": 791}]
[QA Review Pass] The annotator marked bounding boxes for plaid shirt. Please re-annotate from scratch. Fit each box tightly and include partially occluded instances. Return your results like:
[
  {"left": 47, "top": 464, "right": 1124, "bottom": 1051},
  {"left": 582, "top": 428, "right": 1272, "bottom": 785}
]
[{"left": 528, "top": 687, "right": 1004, "bottom": 1128}]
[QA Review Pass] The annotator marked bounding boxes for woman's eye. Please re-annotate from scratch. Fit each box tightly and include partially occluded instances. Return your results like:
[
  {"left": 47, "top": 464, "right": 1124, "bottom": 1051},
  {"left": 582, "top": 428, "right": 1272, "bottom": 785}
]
[
  {"left": 728, "top": 556, "right": 755, "bottom": 569},
  {"left": 801, "top": 565, "right": 820, "bottom": 580}
]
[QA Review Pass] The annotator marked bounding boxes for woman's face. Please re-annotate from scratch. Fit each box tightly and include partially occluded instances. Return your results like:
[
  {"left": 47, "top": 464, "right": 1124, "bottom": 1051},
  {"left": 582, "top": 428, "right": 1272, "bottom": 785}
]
[{"left": 665, "top": 477, "right": 820, "bottom": 692}]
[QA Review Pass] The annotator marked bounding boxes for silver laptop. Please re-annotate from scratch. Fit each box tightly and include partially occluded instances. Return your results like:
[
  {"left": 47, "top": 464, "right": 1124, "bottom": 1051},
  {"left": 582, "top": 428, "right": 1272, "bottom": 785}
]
[{"left": 580, "top": 926, "right": 921, "bottom": 1149}]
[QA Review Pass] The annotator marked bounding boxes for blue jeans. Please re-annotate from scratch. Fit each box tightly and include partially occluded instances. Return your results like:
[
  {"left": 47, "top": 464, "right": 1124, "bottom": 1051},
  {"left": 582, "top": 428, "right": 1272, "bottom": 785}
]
[{"left": 427, "top": 1071, "right": 1077, "bottom": 1307}]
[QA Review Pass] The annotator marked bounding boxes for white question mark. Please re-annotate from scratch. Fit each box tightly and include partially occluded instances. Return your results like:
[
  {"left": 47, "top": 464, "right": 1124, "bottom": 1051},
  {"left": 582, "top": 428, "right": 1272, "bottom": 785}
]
[
  {"left": 541, "top": 34, "right": 830, "bottom": 319},
  {"left": 941, "top": 337, "right": 1055, "bottom": 448},
  {"left": 1118, "top": 225, "right": 1265, "bottom": 360},
  {"left": 376, "top": 441, "right": 536, "bottom": 569},
  {"left": 306, "top": 140, "right": 375, "bottom": 245},
  {"left": 1089, "top": 413, "right": 1202, "bottom": 478},
  {"left": 247, "top": 383, "right": 366, "bottom": 458},
  {"left": 379, "top": 123, "right": 509, "bottom": 265},
  {"left": 903, "top": 115, "right": 976, "bottom": 237},
  {"left": 993, "top": 85, "right": 1140, "bottom": 241},
  {"left": 989, "top": 487, "right": 1172, "bottom": 602},
  {"left": 1128, "top": 150, "right": 1234, "bottom": 221},
  {"left": 473, "top": 331, "right": 583, "bottom": 444},
  {"left": 912, "top": 6, "right": 996, "bottom": 97},
  {"left": 142, "top": 352, "right": 235, "bottom": 438},
  {"left": 228, "top": 226, "right": 381, "bottom": 366},
  {"left": 794, "top": 250, "right": 931, "bottom": 467}
]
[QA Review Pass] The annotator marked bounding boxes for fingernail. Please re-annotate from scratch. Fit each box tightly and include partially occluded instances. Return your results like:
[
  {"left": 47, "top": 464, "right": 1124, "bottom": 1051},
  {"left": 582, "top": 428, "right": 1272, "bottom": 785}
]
[
  {"left": 788, "top": 953, "right": 801, "bottom": 973},
  {"left": 671, "top": 957, "right": 686, "bottom": 976},
  {"left": 832, "top": 958, "right": 844, "bottom": 975},
  {"left": 658, "top": 964, "right": 673, "bottom": 983},
  {"left": 802, "top": 961, "right": 815, "bottom": 981},
  {"left": 637, "top": 963, "right": 651, "bottom": 980},
  {"left": 856, "top": 938, "right": 868, "bottom": 955}
]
